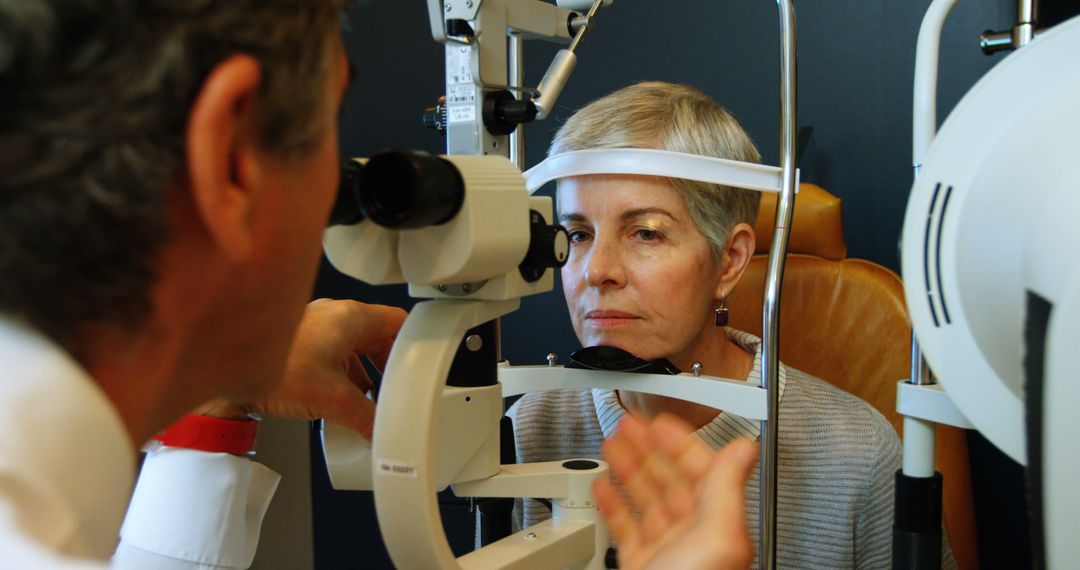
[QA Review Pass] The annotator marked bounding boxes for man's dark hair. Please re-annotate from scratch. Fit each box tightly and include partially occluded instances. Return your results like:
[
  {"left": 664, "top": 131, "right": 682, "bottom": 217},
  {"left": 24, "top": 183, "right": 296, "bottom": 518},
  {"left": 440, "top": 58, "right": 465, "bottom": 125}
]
[{"left": 0, "top": 1, "right": 342, "bottom": 350}]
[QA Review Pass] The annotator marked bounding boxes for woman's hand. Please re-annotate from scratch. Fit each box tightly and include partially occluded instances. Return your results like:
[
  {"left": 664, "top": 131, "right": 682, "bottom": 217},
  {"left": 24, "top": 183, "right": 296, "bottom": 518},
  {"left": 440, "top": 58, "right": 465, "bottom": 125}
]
[
  {"left": 196, "top": 299, "right": 406, "bottom": 439},
  {"left": 595, "top": 413, "right": 758, "bottom": 570}
]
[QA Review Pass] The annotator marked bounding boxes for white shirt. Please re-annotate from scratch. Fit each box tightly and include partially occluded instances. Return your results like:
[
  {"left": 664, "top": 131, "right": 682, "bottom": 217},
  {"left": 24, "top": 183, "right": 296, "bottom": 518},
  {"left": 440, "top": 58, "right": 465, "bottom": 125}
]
[{"left": 0, "top": 316, "right": 280, "bottom": 569}]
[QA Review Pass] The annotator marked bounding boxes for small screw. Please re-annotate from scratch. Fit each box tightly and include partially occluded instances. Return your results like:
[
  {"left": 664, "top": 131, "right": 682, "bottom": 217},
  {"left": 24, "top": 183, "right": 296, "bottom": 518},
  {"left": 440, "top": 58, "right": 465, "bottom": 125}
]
[
  {"left": 465, "top": 334, "right": 483, "bottom": 352},
  {"left": 691, "top": 362, "right": 703, "bottom": 377},
  {"left": 547, "top": 353, "right": 558, "bottom": 367},
  {"left": 445, "top": 3, "right": 452, "bottom": 12},
  {"left": 437, "top": 284, "right": 448, "bottom": 292},
  {"left": 462, "top": 283, "right": 473, "bottom": 293},
  {"left": 465, "top": 0, "right": 473, "bottom": 7},
  {"left": 524, "top": 532, "right": 537, "bottom": 540}
]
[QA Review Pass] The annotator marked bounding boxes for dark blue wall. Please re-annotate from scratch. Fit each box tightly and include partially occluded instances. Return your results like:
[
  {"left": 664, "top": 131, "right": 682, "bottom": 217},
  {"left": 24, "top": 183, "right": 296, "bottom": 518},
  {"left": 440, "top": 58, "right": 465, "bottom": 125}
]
[{"left": 310, "top": 1, "right": 1077, "bottom": 567}]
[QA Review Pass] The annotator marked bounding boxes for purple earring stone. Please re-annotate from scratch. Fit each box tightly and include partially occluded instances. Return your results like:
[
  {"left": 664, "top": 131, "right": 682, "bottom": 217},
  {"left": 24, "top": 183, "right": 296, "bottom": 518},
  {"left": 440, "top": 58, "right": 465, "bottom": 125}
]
[{"left": 715, "top": 307, "right": 729, "bottom": 327}]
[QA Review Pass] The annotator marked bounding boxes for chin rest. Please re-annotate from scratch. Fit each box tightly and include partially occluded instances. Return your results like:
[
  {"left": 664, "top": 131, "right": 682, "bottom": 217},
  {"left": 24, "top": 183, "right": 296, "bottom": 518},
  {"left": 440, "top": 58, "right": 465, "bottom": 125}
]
[
  {"left": 567, "top": 346, "right": 680, "bottom": 375},
  {"left": 728, "top": 182, "right": 978, "bottom": 570}
]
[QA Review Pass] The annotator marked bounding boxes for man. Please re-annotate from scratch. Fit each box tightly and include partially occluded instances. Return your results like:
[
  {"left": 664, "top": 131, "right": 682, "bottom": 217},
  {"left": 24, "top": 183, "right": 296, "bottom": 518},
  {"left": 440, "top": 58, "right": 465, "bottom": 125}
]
[
  {"left": 0, "top": 1, "right": 403, "bottom": 567},
  {"left": 0, "top": 1, "right": 758, "bottom": 568}
]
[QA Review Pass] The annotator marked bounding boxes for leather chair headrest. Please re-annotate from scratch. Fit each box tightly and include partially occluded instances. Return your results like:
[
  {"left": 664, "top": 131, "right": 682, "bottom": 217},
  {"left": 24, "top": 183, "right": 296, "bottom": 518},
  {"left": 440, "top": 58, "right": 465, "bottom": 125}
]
[{"left": 753, "top": 183, "right": 846, "bottom": 260}]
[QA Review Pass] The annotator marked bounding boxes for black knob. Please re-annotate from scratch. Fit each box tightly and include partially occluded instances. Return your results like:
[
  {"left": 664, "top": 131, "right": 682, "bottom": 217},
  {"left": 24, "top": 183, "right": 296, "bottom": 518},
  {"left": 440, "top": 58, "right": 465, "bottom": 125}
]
[
  {"left": 422, "top": 96, "right": 447, "bottom": 133},
  {"left": 519, "top": 210, "right": 569, "bottom": 282},
  {"left": 327, "top": 158, "right": 366, "bottom": 227},
  {"left": 360, "top": 150, "right": 465, "bottom": 230},
  {"left": 483, "top": 89, "right": 538, "bottom": 136}
]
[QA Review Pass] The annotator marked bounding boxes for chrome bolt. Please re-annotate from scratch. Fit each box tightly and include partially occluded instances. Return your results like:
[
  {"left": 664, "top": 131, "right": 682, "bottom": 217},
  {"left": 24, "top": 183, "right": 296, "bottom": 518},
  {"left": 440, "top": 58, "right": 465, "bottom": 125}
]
[
  {"left": 547, "top": 353, "right": 558, "bottom": 367},
  {"left": 691, "top": 362, "right": 703, "bottom": 377}
]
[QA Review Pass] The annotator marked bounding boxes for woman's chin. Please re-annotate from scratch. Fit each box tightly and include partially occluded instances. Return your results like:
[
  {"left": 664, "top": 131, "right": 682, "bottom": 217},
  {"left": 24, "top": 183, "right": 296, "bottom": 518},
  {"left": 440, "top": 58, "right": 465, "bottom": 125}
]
[{"left": 581, "top": 334, "right": 647, "bottom": 358}]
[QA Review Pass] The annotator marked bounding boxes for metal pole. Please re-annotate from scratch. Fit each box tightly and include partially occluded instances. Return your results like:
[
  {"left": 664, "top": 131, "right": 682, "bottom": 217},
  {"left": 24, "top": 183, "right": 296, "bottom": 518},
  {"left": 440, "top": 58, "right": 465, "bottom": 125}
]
[
  {"left": 911, "top": 0, "right": 960, "bottom": 389},
  {"left": 503, "top": 35, "right": 526, "bottom": 366},
  {"left": 910, "top": 336, "right": 934, "bottom": 385},
  {"left": 891, "top": 3, "right": 963, "bottom": 568},
  {"left": 759, "top": 1, "right": 797, "bottom": 568},
  {"left": 979, "top": 0, "right": 1038, "bottom": 53},
  {"left": 509, "top": 35, "right": 526, "bottom": 172},
  {"left": 1015, "top": 0, "right": 1037, "bottom": 46}
]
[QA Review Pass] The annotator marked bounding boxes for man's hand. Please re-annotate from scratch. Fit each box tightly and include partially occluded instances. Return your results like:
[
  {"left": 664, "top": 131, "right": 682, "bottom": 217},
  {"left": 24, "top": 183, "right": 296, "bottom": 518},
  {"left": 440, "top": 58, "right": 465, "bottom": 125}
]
[
  {"left": 595, "top": 413, "right": 758, "bottom": 570},
  {"left": 196, "top": 299, "right": 406, "bottom": 439}
]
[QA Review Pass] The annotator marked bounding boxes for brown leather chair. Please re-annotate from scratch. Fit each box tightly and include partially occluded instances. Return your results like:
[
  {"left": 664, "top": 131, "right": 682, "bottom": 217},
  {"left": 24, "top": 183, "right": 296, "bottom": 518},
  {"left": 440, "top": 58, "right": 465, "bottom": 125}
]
[{"left": 727, "top": 183, "right": 978, "bottom": 569}]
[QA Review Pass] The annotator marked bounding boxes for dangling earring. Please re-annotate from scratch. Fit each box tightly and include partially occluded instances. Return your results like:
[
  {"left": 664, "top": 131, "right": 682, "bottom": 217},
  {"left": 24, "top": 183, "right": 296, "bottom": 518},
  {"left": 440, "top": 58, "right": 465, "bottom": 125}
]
[{"left": 714, "top": 297, "right": 729, "bottom": 327}]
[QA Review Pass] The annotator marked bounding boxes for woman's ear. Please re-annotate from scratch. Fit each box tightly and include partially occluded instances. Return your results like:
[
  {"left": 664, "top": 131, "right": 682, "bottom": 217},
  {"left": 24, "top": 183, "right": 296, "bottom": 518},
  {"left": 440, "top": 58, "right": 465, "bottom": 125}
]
[
  {"left": 715, "top": 222, "right": 756, "bottom": 298},
  {"left": 184, "top": 54, "right": 264, "bottom": 261}
]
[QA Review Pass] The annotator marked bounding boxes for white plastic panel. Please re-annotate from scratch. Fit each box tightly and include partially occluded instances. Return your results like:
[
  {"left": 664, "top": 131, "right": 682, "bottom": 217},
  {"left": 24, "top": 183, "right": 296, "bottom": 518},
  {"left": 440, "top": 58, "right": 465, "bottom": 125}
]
[
  {"left": 1044, "top": 281, "right": 1080, "bottom": 569},
  {"left": 900, "top": 15, "right": 1080, "bottom": 464},
  {"left": 896, "top": 381, "right": 973, "bottom": 429},
  {"left": 499, "top": 364, "right": 767, "bottom": 421},
  {"left": 524, "top": 148, "right": 797, "bottom": 195}
]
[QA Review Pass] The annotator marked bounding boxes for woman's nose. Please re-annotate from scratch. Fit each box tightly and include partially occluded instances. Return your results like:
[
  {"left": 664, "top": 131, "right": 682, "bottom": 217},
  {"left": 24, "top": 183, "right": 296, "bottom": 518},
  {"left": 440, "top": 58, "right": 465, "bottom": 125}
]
[{"left": 584, "top": 238, "right": 626, "bottom": 288}]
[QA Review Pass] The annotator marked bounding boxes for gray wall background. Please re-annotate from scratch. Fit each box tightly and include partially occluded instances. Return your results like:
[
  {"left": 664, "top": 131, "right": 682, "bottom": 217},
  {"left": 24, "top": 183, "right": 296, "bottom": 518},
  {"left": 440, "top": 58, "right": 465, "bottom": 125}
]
[{"left": 289, "top": 1, "right": 1078, "bottom": 568}]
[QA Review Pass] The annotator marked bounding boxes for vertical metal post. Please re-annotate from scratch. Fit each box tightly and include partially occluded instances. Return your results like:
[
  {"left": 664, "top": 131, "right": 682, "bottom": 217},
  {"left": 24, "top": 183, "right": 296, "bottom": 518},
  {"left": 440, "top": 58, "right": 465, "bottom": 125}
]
[
  {"left": 759, "top": 1, "right": 797, "bottom": 568},
  {"left": 509, "top": 35, "right": 526, "bottom": 172},
  {"left": 1015, "top": 0, "right": 1038, "bottom": 46},
  {"left": 892, "top": 3, "right": 964, "bottom": 568},
  {"left": 498, "top": 34, "right": 527, "bottom": 365},
  {"left": 911, "top": 0, "right": 960, "bottom": 390},
  {"left": 911, "top": 337, "right": 934, "bottom": 385}
]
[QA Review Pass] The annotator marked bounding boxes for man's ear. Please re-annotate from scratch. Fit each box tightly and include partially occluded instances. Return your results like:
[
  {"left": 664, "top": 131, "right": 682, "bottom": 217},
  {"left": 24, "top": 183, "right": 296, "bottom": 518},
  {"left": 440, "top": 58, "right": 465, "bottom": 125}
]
[
  {"left": 184, "top": 55, "right": 264, "bottom": 261},
  {"left": 715, "top": 223, "right": 756, "bottom": 299}
]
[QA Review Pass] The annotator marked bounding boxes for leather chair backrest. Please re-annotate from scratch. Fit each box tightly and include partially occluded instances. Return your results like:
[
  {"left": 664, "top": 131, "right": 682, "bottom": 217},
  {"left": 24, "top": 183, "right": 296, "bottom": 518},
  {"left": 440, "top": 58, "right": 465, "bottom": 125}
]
[{"left": 753, "top": 183, "right": 846, "bottom": 259}]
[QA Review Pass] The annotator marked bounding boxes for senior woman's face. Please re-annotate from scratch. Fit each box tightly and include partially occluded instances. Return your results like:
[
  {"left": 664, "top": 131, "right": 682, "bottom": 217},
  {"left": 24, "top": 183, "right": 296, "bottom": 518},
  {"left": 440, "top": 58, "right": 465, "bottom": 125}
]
[{"left": 558, "top": 174, "right": 724, "bottom": 362}]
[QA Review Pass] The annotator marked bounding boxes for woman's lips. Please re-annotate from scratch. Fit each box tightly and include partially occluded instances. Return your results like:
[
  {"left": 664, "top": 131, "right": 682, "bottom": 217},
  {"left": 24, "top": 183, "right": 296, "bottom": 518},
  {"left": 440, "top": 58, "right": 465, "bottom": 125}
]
[{"left": 585, "top": 310, "right": 641, "bottom": 329}]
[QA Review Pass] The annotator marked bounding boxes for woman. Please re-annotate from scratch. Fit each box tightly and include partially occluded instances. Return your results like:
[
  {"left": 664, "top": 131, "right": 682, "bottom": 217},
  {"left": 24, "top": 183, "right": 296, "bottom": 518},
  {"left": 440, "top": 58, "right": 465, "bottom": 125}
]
[{"left": 509, "top": 82, "right": 954, "bottom": 568}]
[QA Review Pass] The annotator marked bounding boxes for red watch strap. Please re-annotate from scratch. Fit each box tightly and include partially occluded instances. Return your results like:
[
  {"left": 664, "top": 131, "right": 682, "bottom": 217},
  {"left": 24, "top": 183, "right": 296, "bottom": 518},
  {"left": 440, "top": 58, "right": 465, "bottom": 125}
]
[{"left": 154, "top": 413, "right": 259, "bottom": 455}]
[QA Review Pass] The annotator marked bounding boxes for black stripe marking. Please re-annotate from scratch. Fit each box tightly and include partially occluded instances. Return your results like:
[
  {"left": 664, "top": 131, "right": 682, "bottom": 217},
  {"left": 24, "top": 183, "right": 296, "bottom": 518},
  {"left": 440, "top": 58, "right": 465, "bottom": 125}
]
[
  {"left": 934, "top": 185, "right": 954, "bottom": 325},
  {"left": 924, "top": 183, "right": 943, "bottom": 327}
]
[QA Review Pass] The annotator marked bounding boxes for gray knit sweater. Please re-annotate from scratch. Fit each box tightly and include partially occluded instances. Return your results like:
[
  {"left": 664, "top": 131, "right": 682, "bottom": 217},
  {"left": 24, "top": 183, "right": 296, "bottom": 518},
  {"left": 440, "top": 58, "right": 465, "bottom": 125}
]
[{"left": 504, "top": 331, "right": 955, "bottom": 569}]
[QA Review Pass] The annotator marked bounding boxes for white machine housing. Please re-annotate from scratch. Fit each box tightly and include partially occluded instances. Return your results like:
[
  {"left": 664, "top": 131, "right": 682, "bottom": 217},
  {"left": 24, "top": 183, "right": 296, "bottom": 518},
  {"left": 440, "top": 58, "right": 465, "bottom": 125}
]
[
  {"left": 900, "top": 13, "right": 1080, "bottom": 566},
  {"left": 323, "top": 155, "right": 560, "bottom": 302},
  {"left": 901, "top": 14, "right": 1080, "bottom": 464}
]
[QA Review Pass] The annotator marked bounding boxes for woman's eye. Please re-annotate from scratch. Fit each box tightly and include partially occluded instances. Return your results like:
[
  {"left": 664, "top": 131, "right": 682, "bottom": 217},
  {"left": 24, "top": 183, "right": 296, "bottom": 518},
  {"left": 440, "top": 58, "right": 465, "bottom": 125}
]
[
  {"left": 568, "top": 230, "right": 592, "bottom": 243},
  {"left": 635, "top": 228, "right": 661, "bottom": 241}
]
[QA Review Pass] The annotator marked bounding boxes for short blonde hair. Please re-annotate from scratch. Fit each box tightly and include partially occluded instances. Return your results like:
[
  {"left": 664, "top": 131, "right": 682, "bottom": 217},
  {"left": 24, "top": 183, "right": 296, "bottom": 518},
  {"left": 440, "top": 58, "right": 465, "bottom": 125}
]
[{"left": 550, "top": 81, "right": 762, "bottom": 259}]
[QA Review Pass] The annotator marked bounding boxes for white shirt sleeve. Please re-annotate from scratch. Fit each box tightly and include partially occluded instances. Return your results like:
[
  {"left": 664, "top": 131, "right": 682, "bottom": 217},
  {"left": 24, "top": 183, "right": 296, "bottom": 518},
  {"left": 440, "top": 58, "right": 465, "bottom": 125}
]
[{"left": 114, "top": 447, "right": 280, "bottom": 570}]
